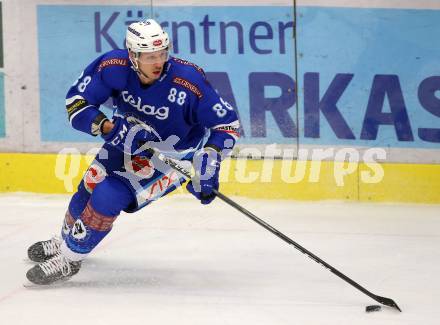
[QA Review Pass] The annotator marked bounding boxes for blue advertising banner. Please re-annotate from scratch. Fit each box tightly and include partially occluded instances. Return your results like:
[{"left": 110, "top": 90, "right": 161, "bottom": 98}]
[
  {"left": 37, "top": 5, "right": 440, "bottom": 148},
  {"left": 0, "top": 72, "right": 4, "bottom": 138},
  {"left": 0, "top": 2, "right": 4, "bottom": 138},
  {"left": 37, "top": 5, "right": 295, "bottom": 144},
  {"left": 297, "top": 6, "right": 440, "bottom": 148}
]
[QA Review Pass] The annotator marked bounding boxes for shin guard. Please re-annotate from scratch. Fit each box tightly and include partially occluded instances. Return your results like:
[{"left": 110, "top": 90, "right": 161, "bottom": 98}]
[{"left": 62, "top": 200, "right": 117, "bottom": 261}]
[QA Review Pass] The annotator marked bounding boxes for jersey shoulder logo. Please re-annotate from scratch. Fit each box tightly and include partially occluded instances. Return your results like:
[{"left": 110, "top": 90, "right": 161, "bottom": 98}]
[
  {"left": 172, "top": 57, "right": 205, "bottom": 77},
  {"left": 97, "top": 58, "right": 128, "bottom": 72},
  {"left": 172, "top": 77, "right": 203, "bottom": 99}
]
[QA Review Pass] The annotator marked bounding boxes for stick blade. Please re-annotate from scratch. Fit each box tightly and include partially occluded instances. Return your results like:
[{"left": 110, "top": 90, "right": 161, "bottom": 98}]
[{"left": 375, "top": 295, "right": 402, "bottom": 312}]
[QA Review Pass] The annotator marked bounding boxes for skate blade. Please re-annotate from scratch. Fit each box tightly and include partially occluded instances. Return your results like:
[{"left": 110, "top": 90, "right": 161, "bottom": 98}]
[
  {"left": 23, "top": 282, "right": 47, "bottom": 289},
  {"left": 23, "top": 277, "right": 72, "bottom": 289},
  {"left": 23, "top": 258, "right": 37, "bottom": 264}
]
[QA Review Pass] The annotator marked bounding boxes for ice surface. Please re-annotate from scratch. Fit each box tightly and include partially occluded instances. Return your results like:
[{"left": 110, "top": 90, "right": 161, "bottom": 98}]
[{"left": 0, "top": 193, "right": 439, "bottom": 325}]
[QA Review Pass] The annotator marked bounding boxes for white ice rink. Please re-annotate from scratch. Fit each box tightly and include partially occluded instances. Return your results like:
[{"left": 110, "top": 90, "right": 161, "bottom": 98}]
[{"left": 0, "top": 193, "right": 439, "bottom": 325}]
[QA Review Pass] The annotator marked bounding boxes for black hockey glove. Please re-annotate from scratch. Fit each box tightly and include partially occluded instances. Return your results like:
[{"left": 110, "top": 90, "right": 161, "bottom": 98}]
[
  {"left": 186, "top": 147, "right": 221, "bottom": 204},
  {"left": 102, "top": 116, "right": 159, "bottom": 155}
]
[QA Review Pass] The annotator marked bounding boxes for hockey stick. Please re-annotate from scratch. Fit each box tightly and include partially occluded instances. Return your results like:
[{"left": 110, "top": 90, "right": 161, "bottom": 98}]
[{"left": 151, "top": 150, "right": 401, "bottom": 312}]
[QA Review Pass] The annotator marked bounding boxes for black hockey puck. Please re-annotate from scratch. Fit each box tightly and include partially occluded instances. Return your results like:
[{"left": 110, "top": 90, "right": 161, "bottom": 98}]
[{"left": 365, "top": 305, "right": 381, "bottom": 313}]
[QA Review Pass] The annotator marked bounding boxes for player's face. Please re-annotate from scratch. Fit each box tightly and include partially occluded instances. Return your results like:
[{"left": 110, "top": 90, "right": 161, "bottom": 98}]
[{"left": 136, "top": 50, "right": 168, "bottom": 84}]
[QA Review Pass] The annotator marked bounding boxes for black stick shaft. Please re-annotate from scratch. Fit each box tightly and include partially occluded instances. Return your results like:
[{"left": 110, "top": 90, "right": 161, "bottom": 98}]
[
  {"left": 213, "top": 190, "right": 397, "bottom": 308},
  {"left": 155, "top": 152, "right": 401, "bottom": 311}
]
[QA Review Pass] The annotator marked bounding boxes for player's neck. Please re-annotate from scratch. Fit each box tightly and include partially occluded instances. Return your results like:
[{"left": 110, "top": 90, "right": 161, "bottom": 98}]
[{"left": 138, "top": 72, "right": 156, "bottom": 86}]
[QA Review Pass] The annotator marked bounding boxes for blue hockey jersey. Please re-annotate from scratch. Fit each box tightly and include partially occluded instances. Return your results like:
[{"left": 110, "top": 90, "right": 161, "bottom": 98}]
[{"left": 65, "top": 49, "right": 240, "bottom": 156}]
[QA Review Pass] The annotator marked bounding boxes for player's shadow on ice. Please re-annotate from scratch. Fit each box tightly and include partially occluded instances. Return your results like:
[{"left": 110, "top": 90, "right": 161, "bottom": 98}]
[{"left": 48, "top": 257, "right": 246, "bottom": 293}]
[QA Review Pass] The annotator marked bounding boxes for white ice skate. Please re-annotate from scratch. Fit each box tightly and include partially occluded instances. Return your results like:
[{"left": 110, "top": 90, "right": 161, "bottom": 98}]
[
  {"left": 27, "top": 237, "right": 61, "bottom": 262},
  {"left": 26, "top": 253, "right": 81, "bottom": 285}
]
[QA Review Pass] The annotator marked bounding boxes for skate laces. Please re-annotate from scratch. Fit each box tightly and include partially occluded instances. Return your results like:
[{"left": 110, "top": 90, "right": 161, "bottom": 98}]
[
  {"left": 39, "top": 254, "right": 72, "bottom": 277},
  {"left": 41, "top": 237, "right": 61, "bottom": 256}
]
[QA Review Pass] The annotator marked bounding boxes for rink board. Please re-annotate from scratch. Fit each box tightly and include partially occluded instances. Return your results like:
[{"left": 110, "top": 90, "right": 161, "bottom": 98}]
[
  {"left": 0, "top": 153, "right": 438, "bottom": 203},
  {"left": 0, "top": 1, "right": 439, "bottom": 203}
]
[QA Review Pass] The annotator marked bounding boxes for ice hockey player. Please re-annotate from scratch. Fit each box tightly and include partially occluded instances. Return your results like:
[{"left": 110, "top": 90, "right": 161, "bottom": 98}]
[{"left": 25, "top": 19, "right": 239, "bottom": 285}]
